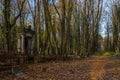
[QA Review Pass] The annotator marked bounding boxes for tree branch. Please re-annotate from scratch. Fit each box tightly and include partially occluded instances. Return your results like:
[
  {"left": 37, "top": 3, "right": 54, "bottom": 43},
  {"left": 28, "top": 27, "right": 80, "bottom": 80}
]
[{"left": 11, "top": 0, "right": 26, "bottom": 27}]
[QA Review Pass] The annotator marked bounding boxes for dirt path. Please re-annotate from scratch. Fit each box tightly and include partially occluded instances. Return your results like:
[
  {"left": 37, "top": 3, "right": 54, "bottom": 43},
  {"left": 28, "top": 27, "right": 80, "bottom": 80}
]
[
  {"left": 87, "top": 56, "right": 120, "bottom": 80},
  {"left": 1, "top": 56, "right": 120, "bottom": 80},
  {"left": 89, "top": 56, "right": 106, "bottom": 80}
]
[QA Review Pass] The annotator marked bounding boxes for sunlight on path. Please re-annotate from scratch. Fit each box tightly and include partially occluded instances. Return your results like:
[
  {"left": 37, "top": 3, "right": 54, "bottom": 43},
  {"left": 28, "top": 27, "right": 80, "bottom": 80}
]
[{"left": 89, "top": 56, "right": 106, "bottom": 80}]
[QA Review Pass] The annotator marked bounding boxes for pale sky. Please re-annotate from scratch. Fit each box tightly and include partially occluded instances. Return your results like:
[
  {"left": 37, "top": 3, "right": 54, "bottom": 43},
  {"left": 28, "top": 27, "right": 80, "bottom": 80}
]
[{"left": 100, "top": 0, "right": 113, "bottom": 37}]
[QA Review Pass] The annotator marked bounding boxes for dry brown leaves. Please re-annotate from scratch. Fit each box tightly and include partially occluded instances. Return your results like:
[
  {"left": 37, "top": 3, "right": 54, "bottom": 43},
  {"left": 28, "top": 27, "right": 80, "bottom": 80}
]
[{"left": 0, "top": 56, "right": 120, "bottom": 80}]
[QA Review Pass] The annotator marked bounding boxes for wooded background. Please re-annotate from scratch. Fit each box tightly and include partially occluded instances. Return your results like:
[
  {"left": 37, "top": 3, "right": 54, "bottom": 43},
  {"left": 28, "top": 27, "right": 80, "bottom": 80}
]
[{"left": 0, "top": 0, "right": 120, "bottom": 58}]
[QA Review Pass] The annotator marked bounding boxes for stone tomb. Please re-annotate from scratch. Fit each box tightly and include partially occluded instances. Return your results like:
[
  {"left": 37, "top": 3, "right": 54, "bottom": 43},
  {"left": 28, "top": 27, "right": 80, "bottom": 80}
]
[
  {"left": 17, "top": 26, "right": 34, "bottom": 54},
  {"left": 12, "top": 26, "right": 34, "bottom": 75}
]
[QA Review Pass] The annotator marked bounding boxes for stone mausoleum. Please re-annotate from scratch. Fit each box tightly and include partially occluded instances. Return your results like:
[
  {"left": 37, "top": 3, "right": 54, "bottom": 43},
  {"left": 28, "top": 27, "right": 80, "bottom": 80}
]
[{"left": 17, "top": 26, "right": 34, "bottom": 54}]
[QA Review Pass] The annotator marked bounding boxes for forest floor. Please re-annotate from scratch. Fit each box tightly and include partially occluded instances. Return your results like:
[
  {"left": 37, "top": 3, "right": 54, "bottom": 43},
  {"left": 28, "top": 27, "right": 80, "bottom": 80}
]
[{"left": 0, "top": 55, "right": 120, "bottom": 80}]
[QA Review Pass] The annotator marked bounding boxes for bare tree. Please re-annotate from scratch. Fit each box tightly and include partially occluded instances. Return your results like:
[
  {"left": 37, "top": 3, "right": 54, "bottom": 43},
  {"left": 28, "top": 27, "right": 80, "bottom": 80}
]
[{"left": 3, "top": 0, "right": 26, "bottom": 51}]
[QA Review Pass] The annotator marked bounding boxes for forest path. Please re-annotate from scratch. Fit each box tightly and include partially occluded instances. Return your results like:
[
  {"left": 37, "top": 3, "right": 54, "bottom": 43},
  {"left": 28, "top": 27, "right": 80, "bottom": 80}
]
[
  {"left": 88, "top": 56, "right": 107, "bottom": 80},
  {"left": 1, "top": 55, "right": 120, "bottom": 80},
  {"left": 87, "top": 56, "right": 120, "bottom": 80}
]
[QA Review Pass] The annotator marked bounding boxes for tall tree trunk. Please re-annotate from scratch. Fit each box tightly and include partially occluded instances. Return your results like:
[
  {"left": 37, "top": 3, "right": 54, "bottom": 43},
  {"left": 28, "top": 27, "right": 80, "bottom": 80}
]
[
  {"left": 4, "top": 0, "right": 11, "bottom": 51},
  {"left": 61, "top": 0, "right": 66, "bottom": 56},
  {"left": 36, "top": 0, "right": 40, "bottom": 54}
]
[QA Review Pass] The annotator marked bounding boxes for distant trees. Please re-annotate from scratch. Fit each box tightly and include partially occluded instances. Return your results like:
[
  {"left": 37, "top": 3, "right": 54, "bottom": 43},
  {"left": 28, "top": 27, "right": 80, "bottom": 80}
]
[
  {"left": 72, "top": 0, "right": 103, "bottom": 57},
  {"left": 103, "top": 0, "right": 120, "bottom": 54},
  {"left": 111, "top": 0, "right": 120, "bottom": 53}
]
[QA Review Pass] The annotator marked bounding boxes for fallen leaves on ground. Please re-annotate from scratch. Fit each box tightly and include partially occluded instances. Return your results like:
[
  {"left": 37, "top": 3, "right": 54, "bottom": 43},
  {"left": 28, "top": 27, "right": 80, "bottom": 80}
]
[{"left": 0, "top": 56, "right": 120, "bottom": 80}]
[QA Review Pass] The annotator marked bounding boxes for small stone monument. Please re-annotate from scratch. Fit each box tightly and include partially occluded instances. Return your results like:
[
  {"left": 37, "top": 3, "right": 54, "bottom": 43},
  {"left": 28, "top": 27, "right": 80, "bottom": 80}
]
[{"left": 17, "top": 25, "right": 34, "bottom": 54}]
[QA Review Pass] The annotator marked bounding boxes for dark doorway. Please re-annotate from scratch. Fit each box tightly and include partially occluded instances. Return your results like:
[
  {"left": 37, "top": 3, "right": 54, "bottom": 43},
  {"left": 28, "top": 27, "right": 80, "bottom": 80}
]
[{"left": 25, "top": 37, "right": 28, "bottom": 53}]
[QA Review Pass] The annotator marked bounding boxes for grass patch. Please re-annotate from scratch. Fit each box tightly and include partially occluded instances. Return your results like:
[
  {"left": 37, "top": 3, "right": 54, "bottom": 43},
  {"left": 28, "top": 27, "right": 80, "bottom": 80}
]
[{"left": 103, "top": 52, "right": 115, "bottom": 57}]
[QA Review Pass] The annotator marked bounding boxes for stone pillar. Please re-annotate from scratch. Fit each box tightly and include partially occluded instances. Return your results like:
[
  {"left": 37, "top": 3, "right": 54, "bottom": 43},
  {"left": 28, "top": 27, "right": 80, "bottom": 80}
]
[
  {"left": 21, "top": 34, "right": 24, "bottom": 53},
  {"left": 27, "top": 39, "right": 29, "bottom": 53},
  {"left": 31, "top": 37, "right": 34, "bottom": 55},
  {"left": 18, "top": 33, "right": 25, "bottom": 64},
  {"left": 18, "top": 37, "right": 21, "bottom": 52},
  {"left": 18, "top": 34, "right": 23, "bottom": 52}
]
